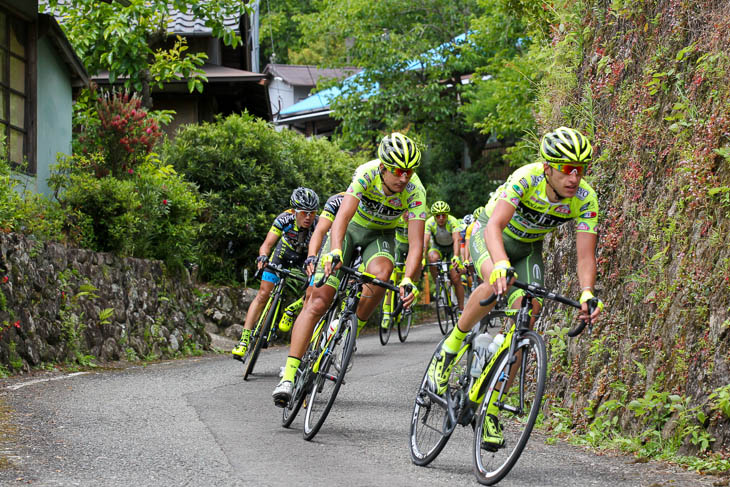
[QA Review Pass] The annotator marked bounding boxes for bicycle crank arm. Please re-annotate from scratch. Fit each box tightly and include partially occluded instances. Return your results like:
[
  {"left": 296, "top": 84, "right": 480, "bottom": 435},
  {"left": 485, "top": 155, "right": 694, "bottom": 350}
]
[{"left": 495, "top": 401, "right": 521, "bottom": 414}]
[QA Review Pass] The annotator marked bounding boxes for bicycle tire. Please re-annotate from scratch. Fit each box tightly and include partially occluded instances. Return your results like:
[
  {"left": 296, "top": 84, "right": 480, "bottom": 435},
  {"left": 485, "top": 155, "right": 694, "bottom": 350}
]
[
  {"left": 472, "top": 330, "right": 547, "bottom": 485},
  {"left": 282, "top": 364, "right": 308, "bottom": 427},
  {"left": 398, "top": 308, "right": 412, "bottom": 342},
  {"left": 409, "top": 339, "right": 468, "bottom": 465},
  {"left": 436, "top": 281, "right": 450, "bottom": 335},
  {"left": 243, "top": 292, "right": 280, "bottom": 380},
  {"left": 302, "top": 313, "right": 357, "bottom": 440},
  {"left": 379, "top": 290, "right": 394, "bottom": 345}
]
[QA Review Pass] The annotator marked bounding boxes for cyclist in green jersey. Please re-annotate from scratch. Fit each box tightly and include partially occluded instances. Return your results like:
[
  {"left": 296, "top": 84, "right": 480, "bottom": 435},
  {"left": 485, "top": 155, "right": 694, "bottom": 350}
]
[
  {"left": 426, "top": 127, "right": 605, "bottom": 447},
  {"left": 272, "top": 132, "right": 426, "bottom": 406},
  {"left": 424, "top": 201, "right": 466, "bottom": 312}
]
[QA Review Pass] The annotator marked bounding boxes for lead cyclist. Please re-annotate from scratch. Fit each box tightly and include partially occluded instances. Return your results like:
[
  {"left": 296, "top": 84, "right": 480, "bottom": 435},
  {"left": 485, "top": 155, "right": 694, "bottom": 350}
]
[{"left": 426, "top": 127, "right": 605, "bottom": 448}]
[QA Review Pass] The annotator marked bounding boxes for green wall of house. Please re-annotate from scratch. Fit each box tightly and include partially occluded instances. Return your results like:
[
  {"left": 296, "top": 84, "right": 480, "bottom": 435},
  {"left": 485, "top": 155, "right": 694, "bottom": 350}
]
[{"left": 36, "top": 36, "right": 72, "bottom": 196}]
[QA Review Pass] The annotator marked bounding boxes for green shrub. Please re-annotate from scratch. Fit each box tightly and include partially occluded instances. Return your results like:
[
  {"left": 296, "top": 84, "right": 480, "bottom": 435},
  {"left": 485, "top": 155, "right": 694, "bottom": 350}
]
[
  {"left": 161, "top": 112, "right": 365, "bottom": 282},
  {"left": 49, "top": 152, "right": 204, "bottom": 272}
]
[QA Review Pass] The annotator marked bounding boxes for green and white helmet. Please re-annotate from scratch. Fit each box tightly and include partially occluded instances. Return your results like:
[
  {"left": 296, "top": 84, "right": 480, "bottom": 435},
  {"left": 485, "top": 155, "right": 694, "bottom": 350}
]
[
  {"left": 378, "top": 132, "right": 421, "bottom": 169},
  {"left": 431, "top": 200, "right": 450, "bottom": 215},
  {"left": 539, "top": 127, "right": 592, "bottom": 164}
]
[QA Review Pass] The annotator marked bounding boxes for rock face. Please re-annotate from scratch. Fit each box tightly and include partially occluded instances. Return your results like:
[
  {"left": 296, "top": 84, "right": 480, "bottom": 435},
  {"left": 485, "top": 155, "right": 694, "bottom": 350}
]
[{"left": 0, "top": 233, "right": 254, "bottom": 372}]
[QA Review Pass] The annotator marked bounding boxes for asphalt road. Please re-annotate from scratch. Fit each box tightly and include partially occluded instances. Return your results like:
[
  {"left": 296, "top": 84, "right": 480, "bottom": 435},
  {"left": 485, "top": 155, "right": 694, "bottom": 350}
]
[{"left": 0, "top": 322, "right": 718, "bottom": 486}]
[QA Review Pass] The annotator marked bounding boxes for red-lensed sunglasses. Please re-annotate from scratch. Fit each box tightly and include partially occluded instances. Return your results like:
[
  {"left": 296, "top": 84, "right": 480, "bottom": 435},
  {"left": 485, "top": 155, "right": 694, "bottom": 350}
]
[
  {"left": 385, "top": 166, "right": 414, "bottom": 178},
  {"left": 549, "top": 163, "right": 587, "bottom": 176}
]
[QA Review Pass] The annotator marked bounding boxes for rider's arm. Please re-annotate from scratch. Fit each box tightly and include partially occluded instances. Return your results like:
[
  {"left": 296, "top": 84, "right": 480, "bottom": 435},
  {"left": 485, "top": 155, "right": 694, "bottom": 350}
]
[
  {"left": 406, "top": 218, "right": 426, "bottom": 282},
  {"left": 485, "top": 200, "right": 516, "bottom": 294},
  {"left": 329, "top": 193, "right": 359, "bottom": 252},
  {"left": 257, "top": 231, "right": 280, "bottom": 269},
  {"left": 451, "top": 230, "right": 461, "bottom": 263},
  {"left": 308, "top": 217, "right": 332, "bottom": 258},
  {"left": 576, "top": 231, "right": 601, "bottom": 320},
  {"left": 423, "top": 230, "right": 431, "bottom": 261}
]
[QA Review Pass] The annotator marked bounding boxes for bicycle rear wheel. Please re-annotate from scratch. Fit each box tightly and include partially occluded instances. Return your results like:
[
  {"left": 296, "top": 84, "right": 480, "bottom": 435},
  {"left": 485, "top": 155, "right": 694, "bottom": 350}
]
[
  {"left": 243, "top": 293, "right": 280, "bottom": 380},
  {"left": 472, "top": 331, "right": 547, "bottom": 485},
  {"left": 398, "top": 308, "right": 412, "bottom": 342},
  {"left": 282, "top": 364, "right": 309, "bottom": 427},
  {"left": 302, "top": 313, "right": 357, "bottom": 440},
  {"left": 409, "top": 340, "right": 469, "bottom": 466}
]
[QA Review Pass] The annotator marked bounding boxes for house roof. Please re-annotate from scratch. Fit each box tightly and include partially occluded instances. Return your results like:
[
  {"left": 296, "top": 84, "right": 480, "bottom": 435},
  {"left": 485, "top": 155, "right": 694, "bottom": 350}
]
[
  {"left": 276, "top": 33, "right": 469, "bottom": 123},
  {"left": 92, "top": 63, "right": 265, "bottom": 85},
  {"left": 167, "top": 10, "right": 241, "bottom": 36},
  {"left": 38, "top": 14, "right": 89, "bottom": 88},
  {"left": 263, "top": 64, "right": 361, "bottom": 87}
]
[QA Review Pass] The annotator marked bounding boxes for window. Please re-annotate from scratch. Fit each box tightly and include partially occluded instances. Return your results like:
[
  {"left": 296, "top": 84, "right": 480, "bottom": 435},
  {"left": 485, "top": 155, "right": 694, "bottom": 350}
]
[{"left": 0, "top": 8, "right": 28, "bottom": 169}]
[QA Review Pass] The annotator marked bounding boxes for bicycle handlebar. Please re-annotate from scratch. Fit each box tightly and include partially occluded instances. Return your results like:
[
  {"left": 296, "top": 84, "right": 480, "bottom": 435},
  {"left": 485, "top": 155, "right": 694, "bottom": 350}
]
[
  {"left": 254, "top": 263, "right": 308, "bottom": 283},
  {"left": 478, "top": 268, "right": 595, "bottom": 337},
  {"left": 315, "top": 255, "right": 400, "bottom": 293}
]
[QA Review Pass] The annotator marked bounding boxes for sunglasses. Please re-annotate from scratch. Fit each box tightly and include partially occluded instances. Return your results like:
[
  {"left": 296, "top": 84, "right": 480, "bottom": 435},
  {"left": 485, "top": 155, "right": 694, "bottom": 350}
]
[
  {"left": 549, "top": 163, "right": 587, "bottom": 176},
  {"left": 295, "top": 210, "right": 317, "bottom": 217},
  {"left": 385, "top": 166, "right": 415, "bottom": 178}
]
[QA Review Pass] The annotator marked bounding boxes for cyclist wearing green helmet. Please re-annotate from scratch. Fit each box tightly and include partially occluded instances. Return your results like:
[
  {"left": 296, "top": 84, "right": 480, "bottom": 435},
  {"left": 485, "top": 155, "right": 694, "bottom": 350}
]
[
  {"left": 427, "top": 127, "right": 604, "bottom": 449},
  {"left": 272, "top": 132, "right": 426, "bottom": 406},
  {"left": 424, "top": 200, "right": 465, "bottom": 311}
]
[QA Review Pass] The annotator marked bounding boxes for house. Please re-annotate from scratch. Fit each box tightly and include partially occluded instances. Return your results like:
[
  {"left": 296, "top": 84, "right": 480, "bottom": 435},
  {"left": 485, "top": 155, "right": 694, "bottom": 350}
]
[
  {"left": 91, "top": 9, "right": 268, "bottom": 138},
  {"left": 2, "top": 0, "right": 89, "bottom": 196},
  {"left": 263, "top": 64, "right": 360, "bottom": 135}
]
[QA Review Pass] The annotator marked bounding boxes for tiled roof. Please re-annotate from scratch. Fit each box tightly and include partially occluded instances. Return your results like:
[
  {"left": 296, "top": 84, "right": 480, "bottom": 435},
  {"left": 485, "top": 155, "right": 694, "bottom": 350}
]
[
  {"left": 167, "top": 10, "right": 241, "bottom": 36},
  {"left": 263, "top": 64, "right": 362, "bottom": 87}
]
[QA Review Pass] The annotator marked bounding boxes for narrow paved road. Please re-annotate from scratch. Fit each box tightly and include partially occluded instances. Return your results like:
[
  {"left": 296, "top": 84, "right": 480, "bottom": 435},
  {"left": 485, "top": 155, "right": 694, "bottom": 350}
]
[{"left": 0, "top": 322, "right": 716, "bottom": 486}]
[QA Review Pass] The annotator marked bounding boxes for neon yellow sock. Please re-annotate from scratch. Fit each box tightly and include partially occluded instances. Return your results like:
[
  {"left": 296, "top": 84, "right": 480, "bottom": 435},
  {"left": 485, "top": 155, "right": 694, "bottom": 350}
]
[
  {"left": 357, "top": 318, "right": 367, "bottom": 337},
  {"left": 487, "top": 393, "right": 500, "bottom": 416},
  {"left": 443, "top": 325, "right": 468, "bottom": 354},
  {"left": 282, "top": 356, "right": 301, "bottom": 383}
]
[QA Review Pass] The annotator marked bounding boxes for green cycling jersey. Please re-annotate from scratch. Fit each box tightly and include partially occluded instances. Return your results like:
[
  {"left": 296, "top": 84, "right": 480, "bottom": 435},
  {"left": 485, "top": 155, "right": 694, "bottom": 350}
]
[
  {"left": 346, "top": 160, "right": 427, "bottom": 229},
  {"left": 481, "top": 162, "right": 599, "bottom": 242},
  {"left": 425, "top": 214, "right": 460, "bottom": 247}
]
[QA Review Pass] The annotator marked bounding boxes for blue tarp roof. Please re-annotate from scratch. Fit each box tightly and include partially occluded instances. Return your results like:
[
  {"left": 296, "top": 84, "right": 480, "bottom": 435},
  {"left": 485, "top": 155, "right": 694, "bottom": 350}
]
[{"left": 279, "top": 33, "right": 468, "bottom": 118}]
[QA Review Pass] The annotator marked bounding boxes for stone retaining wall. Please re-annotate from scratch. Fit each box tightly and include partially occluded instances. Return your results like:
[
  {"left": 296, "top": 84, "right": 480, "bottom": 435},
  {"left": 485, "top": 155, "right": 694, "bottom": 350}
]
[{"left": 0, "top": 233, "right": 253, "bottom": 372}]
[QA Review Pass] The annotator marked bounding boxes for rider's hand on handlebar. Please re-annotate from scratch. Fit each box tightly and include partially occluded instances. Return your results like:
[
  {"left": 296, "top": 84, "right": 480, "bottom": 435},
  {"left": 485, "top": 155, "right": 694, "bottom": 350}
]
[
  {"left": 489, "top": 259, "right": 511, "bottom": 295},
  {"left": 304, "top": 255, "right": 317, "bottom": 277},
  {"left": 451, "top": 255, "right": 464, "bottom": 272},
  {"left": 579, "top": 289, "right": 603, "bottom": 322},
  {"left": 256, "top": 254, "right": 268, "bottom": 270},
  {"left": 322, "top": 248, "right": 343, "bottom": 275},
  {"left": 398, "top": 276, "right": 419, "bottom": 309}
]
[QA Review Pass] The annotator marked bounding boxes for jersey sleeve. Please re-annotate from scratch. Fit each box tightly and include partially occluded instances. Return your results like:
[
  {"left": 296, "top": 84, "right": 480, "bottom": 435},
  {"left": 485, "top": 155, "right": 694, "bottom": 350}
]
[
  {"left": 494, "top": 165, "right": 532, "bottom": 209},
  {"left": 405, "top": 181, "right": 427, "bottom": 221},
  {"left": 424, "top": 216, "right": 436, "bottom": 236},
  {"left": 346, "top": 167, "right": 370, "bottom": 201},
  {"left": 574, "top": 191, "right": 599, "bottom": 234},
  {"left": 269, "top": 212, "right": 290, "bottom": 237}
]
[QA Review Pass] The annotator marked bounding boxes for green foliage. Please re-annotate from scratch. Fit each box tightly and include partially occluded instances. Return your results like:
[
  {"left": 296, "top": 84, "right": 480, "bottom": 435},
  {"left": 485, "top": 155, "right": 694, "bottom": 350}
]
[
  {"left": 42, "top": 0, "right": 249, "bottom": 103},
  {"left": 258, "top": 0, "right": 319, "bottom": 65},
  {"left": 161, "top": 112, "right": 364, "bottom": 282},
  {"left": 709, "top": 385, "right": 730, "bottom": 419},
  {"left": 49, "top": 152, "right": 205, "bottom": 273}
]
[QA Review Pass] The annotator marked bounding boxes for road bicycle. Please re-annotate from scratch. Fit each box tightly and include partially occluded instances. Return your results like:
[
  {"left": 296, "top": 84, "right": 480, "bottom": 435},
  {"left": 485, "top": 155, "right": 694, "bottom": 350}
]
[
  {"left": 379, "top": 261, "right": 413, "bottom": 345},
  {"left": 425, "top": 261, "right": 459, "bottom": 335},
  {"left": 409, "top": 269, "right": 597, "bottom": 485},
  {"left": 281, "top": 246, "right": 402, "bottom": 440},
  {"left": 242, "top": 263, "right": 307, "bottom": 381}
]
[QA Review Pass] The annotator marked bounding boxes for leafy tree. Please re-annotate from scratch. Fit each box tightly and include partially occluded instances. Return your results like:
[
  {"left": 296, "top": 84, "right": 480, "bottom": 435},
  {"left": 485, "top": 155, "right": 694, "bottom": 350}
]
[
  {"left": 161, "top": 112, "right": 365, "bottom": 282},
  {"left": 258, "top": 0, "right": 318, "bottom": 65},
  {"left": 42, "top": 0, "right": 251, "bottom": 107}
]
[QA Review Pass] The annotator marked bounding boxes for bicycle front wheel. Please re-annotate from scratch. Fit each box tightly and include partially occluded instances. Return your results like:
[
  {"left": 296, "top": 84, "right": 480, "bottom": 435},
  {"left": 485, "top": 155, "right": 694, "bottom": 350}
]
[
  {"left": 303, "top": 313, "right": 357, "bottom": 440},
  {"left": 379, "top": 291, "right": 393, "bottom": 346},
  {"left": 472, "top": 330, "right": 547, "bottom": 485},
  {"left": 409, "top": 339, "right": 469, "bottom": 466},
  {"left": 436, "top": 282, "right": 456, "bottom": 335},
  {"left": 398, "top": 308, "right": 412, "bottom": 342},
  {"left": 243, "top": 292, "right": 280, "bottom": 380}
]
